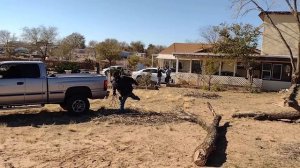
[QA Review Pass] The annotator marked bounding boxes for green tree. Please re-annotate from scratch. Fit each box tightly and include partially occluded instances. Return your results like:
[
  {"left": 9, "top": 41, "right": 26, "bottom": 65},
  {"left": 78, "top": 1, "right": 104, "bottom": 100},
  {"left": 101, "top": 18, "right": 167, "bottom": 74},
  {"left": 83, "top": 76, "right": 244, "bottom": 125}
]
[
  {"left": 22, "top": 26, "right": 58, "bottom": 60},
  {"left": 58, "top": 33, "right": 86, "bottom": 60},
  {"left": 128, "top": 55, "right": 140, "bottom": 69},
  {"left": 204, "top": 58, "right": 219, "bottom": 91},
  {"left": 146, "top": 44, "right": 165, "bottom": 58},
  {"left": 212, "top": 23, "right": 260, "bottom": 70},
  {"left": 130, "top": 41, "right": 145, "bottom": 53},
  {"left": 96, "top": 38, "right": 121, "bottom": 66},
  {"left": 63, "top": 32, "right": 85, "bottom": 49},
  {"left": 0, "top": 30, "right": 17, "bottom": 58},
  {"left": 202, "top": 23, "right": 260, "bottom": 89}
]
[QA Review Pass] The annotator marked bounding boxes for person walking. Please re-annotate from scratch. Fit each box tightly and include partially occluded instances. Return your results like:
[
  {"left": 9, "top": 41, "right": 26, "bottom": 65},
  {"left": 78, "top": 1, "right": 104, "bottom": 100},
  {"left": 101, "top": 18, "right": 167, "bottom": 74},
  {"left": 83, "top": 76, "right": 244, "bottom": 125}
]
[
  {"left": 157, "top": 67, "right": 163, "bottom": 86},
  {"left": 112, "top": 70, "right": 140, "bottom": 113}
]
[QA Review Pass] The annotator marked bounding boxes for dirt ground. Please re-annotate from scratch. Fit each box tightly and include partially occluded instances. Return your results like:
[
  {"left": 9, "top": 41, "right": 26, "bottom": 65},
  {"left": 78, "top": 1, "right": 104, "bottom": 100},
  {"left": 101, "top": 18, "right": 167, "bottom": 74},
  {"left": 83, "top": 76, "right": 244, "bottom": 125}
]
[{"left": 0, "top": 87, "right": 299, "bottom": 168}]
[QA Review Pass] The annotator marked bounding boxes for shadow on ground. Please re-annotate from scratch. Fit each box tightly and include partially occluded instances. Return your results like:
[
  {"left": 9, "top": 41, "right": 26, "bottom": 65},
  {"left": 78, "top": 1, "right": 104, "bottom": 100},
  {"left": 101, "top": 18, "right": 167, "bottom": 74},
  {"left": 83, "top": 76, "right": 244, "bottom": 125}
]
[
  {"left": 0, "top": 108, "right": 192, "bottom": 127},
  {"left": 206, "top": 122, "right": 231, "bottom": 167}
]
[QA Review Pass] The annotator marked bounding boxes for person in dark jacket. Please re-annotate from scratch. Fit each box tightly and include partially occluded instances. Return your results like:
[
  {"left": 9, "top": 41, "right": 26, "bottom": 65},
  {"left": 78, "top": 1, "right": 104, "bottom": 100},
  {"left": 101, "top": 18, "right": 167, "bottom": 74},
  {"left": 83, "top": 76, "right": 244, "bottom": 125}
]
[
  {"left": 112, "top": 71, "right": 140, "bottom": 112},
  {"left": 157, "top": 67, "right": 163, "bottom": 86},
  {"left": 165, "top": 66, "right": 172, "bottom": 84}
]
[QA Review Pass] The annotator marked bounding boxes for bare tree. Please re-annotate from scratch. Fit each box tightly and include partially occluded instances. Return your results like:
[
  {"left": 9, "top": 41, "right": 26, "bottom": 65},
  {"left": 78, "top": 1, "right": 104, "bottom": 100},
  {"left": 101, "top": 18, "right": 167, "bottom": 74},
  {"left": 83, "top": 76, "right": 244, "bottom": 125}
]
[
  {"left": 200, "top": 26, "right": 220, "bottom": 44},
  {"left": 231, "top": 0, "right": 300, "bottom": 82},
  {"left": 22, "top": 26, "right": 58, "bottom": 60},
  {"left": 0, "top": 30, "right": 17, "bottom": 58},
  {"left": 231, "top": 0, "right": 300, "bottom": 111},
  {"left": 88, "top": 40, "right": 98, "bottom": 59}
]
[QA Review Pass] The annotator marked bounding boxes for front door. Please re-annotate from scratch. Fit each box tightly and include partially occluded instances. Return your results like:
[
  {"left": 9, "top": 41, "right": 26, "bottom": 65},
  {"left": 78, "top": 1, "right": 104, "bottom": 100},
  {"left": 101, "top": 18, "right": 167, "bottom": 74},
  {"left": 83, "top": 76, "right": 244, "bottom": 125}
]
[
  {"left": 20, "top": 64, "right": 46, "bottom": 104},
  {"left": 0, "top": 64, "right": 25, "bottom": 105}
]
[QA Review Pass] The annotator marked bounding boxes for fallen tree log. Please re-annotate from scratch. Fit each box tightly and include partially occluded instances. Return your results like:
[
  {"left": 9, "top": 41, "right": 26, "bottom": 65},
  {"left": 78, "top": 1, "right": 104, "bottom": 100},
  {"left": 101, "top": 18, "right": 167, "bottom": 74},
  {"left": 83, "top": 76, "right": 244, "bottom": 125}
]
[
  {"left": 179, "top": 102, "right": 222, "bottom": 166},
  {"left": 232, "top": 112, "right": 300, "bottom": 121},
  {"left": 134, "top": 86, "right": 159, "bottom": 90}
]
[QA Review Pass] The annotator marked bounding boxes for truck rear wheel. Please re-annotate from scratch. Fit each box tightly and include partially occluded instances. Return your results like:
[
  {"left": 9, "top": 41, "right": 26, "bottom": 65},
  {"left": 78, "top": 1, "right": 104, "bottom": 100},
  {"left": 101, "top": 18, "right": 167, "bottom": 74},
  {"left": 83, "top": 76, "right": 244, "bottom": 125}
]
[
  {"left": 66, "top": 96, "right": 90, "bottom": 114},
  {"left": 59, "top": 103, "right": 67, "bottom": 111}
]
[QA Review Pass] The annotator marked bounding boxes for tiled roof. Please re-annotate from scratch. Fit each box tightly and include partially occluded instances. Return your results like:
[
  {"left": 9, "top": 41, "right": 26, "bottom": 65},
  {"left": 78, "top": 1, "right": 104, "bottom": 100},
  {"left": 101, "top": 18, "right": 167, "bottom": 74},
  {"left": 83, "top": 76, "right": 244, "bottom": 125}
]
[
  {"left": 159, "top": 43, "right": 213, "bottom": 54},
  {"left": 259, "top": 11, "right": 300, "bottom": 20}
]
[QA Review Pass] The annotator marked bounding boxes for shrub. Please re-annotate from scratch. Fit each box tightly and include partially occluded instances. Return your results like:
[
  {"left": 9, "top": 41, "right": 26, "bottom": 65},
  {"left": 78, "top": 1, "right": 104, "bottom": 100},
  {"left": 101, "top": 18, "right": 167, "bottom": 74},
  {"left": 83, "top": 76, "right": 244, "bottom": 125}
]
[
  {"left": 55, "top": 62, "right": 80, "bottom": 73},
  {"left": 137, "top": 73, "right": 153, "bottom": 87},
  {"left": 211, "top": 83, "right": 226, "bottom": 92}
]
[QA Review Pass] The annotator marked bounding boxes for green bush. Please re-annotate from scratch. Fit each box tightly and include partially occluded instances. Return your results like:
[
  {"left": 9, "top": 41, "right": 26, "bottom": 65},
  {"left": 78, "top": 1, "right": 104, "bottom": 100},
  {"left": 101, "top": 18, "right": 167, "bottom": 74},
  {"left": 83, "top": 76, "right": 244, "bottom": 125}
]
[
  {"left": 137, "top": 73, "right": 153, "bottom": 87},
  {"left": 55, "top": 62, "right": 80, "bottom": 73},
  {"left": 211, "top": 84, "right": 226, "bottom": 92},
  {"left": 202, "top": 83, "right": 226, "bottom": 92}
]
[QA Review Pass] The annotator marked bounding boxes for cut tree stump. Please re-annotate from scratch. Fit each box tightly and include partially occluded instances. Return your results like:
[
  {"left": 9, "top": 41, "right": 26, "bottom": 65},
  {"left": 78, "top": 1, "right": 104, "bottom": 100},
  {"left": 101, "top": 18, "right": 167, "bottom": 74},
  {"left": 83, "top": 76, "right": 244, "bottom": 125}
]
[
  {"left": 283, "top": 84, "right": 300, "bottom": 111},
  {"left": 232, "top": 111, "right": 300, "bottom": 122},
  {"left": 180, "top": 102, "right": 222, "bottom": 166}
]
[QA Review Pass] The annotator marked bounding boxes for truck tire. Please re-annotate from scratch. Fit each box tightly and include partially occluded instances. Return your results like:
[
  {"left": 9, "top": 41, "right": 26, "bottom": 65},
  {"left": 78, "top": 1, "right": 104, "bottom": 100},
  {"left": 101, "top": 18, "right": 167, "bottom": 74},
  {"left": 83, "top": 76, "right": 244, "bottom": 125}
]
[
  {"left": 66, "top": 96, "right": 90, "bottom": 114},
  {"left": 59, "top": 103, "right": 67, "bottom": 111}
]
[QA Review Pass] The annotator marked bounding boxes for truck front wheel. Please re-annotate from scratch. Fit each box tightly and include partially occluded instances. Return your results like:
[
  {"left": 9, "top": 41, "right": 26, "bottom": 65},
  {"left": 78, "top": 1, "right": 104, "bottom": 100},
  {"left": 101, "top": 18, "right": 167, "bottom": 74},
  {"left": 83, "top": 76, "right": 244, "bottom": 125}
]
[{"left": 66, "top": 96, "right": 90, "bottom": 114}]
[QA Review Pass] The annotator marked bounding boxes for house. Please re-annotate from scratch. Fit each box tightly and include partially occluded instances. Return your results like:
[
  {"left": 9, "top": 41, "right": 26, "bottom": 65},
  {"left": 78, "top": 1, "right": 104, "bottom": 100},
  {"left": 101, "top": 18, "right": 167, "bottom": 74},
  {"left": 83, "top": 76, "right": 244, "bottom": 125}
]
[
  {"left": 156, "top": 43, "right": 212, "bottom": 69},
  {"left": 158, "top": 11, "right": 298, "bottom": 91}
]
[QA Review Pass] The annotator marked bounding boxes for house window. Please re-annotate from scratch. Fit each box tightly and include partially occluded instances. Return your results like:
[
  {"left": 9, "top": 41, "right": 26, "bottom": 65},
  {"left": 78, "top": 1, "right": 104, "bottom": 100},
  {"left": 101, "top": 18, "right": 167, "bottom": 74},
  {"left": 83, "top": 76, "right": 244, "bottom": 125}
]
[
  {"left": 262, "top": 63, "right": 272, "bottom": 80},
  {"left": 178, "top": 60, "right": 190, "bottom": 73},
  {"left": 272, "top": 64, "right": 282, "bottom": 80},
  {"left": 191, "top": 60, "right": 202, "bottom": 74},
  {"left": 282, "top": 64, "right": 292, "bottom": 82}
]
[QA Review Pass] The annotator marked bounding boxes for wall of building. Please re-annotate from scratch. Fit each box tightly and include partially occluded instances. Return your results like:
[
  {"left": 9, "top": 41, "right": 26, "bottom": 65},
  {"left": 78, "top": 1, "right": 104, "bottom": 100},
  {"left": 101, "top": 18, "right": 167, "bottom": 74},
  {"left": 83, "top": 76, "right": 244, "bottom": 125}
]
[
  {"left": 262, "top": 80, "right": 291, "bottom": 91},
  {"left": 262, "top": 14, "right": 299, "bottom": 56}
]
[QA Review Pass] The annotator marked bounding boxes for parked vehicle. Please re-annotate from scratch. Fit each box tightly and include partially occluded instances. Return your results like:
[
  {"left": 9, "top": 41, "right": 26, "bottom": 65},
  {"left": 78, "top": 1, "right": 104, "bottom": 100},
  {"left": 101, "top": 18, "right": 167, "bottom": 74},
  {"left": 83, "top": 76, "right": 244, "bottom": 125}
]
[
  {"left": 0, "top": 61, "right": 109, "bottom": 113},
  {"left": 131, "top": 68, "right": 167, "bottom": 83},
  {"left": 101, "top": 65, "right": 131, "bottom": 76}
]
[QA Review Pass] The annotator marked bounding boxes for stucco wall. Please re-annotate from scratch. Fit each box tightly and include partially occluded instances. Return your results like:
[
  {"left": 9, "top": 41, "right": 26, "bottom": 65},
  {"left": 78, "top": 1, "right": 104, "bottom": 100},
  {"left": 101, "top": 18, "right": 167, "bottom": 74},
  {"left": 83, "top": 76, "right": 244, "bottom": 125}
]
[
  {"left": 262, "top": 14, "right": 299, "bottom": 56},
  {"left": 262, "top": 80, "right": 291, "bottom": 91}
]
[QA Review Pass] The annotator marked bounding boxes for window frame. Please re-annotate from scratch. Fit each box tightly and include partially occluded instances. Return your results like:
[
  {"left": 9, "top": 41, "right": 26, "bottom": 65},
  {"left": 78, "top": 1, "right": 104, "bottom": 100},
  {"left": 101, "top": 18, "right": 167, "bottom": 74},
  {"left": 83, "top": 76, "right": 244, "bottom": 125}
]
[
  {"left": 261, "top": 63, "right": 272, "bottom": 80},
  {"left": 272, "top": 64, "right": 282, "bottom": 80}
]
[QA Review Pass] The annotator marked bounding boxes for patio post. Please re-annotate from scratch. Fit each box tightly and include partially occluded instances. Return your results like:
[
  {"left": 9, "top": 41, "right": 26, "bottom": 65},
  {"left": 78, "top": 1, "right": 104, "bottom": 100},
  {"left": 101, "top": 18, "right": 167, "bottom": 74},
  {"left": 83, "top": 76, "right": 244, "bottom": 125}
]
[
  {"left": 176, "top": 58, "right": 179, "bottom": 73},
  {"left": 233, "top": 62, "right": 237, "bottom": 77},
  {"left": 189, "top": 59, "right": 192, "bottom": 73},
  {"left": 218, "top": 61, "right": 222, "bottom": 75}
]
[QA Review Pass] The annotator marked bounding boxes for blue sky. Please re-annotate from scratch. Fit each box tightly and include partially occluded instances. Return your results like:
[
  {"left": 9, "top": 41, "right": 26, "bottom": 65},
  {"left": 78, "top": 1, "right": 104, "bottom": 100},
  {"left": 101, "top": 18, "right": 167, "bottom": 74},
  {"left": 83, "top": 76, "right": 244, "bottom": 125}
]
[{"left": 0, "top": 0, "right": 264, "bottom": 46}]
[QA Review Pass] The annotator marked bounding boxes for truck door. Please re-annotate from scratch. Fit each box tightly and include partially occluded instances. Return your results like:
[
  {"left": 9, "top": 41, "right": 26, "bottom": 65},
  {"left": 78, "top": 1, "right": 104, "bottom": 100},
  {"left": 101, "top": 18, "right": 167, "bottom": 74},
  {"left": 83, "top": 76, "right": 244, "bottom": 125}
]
[
  {"left": 0, "top": 64, "right": 25, "bottom": 105},
  {"left": 20, "top": 64, "right": 46, "bottom": 104}
]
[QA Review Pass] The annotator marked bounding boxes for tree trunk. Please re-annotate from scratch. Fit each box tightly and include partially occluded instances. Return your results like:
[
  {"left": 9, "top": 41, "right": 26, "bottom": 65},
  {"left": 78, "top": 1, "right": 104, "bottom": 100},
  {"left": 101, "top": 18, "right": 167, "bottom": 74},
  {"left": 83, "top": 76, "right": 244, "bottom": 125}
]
[
  {"left": 283, "top": 84, "right": 300, "bottom": 111},
  {"left": 232, "top": 111, "right": 300, "bottom": 121},
  {"left": 179, "top": 102, "right": 222, "bottom": 166},
  {"left": 193, "top": 114, "right": 221, "bottom": 166}
]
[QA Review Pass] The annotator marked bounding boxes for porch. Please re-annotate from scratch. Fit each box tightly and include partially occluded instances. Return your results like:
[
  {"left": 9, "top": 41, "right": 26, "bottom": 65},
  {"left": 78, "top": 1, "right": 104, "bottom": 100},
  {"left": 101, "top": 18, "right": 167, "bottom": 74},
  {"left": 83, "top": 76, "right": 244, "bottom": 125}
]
[{"left": 168, "top": 54, "right": 292, "bottom": 91}]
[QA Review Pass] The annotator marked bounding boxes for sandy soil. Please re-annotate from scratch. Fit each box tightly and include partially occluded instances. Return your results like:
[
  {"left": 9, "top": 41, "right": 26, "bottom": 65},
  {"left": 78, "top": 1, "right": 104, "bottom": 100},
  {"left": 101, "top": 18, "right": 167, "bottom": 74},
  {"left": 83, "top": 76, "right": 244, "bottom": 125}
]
[{"left": 0, "top": 87, "right": 299, "bottom": 168}]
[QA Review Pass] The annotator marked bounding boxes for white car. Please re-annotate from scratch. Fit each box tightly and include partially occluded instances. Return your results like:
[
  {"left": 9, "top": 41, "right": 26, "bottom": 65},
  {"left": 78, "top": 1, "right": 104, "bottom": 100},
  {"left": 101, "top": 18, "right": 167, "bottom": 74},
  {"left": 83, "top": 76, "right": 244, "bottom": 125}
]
[
  {"left": 131, "top": 68, "right": 167, "bottom": 83},
  {"left": 101, "top": 66, "right": 131, "bottom": 76}
]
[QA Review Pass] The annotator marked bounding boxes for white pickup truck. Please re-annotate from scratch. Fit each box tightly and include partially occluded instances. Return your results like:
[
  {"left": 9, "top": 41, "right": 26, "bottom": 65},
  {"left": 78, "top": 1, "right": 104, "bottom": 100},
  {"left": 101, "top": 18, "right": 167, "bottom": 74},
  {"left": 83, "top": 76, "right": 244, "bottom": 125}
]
[{"left": 0, "top": 61, "right": 109, "bottom": 113}]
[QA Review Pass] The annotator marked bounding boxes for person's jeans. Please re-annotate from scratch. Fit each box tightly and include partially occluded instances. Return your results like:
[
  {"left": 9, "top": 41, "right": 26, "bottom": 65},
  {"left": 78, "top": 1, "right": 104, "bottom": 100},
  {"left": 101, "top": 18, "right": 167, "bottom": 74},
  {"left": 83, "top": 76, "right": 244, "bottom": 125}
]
[
  {"left": 119, "top": 92, "right": 140, "bottom": 112},
  {"left": 157, "top": 76, "right": 162, "bottom": 86},
  {"left": 119, "top": 95, "right": 128, "bottom": 112}
]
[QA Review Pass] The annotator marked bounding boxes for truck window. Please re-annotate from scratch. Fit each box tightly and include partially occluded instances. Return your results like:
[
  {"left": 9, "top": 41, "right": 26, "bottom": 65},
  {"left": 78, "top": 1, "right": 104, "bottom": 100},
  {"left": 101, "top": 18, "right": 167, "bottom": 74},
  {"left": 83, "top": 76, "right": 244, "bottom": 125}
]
[
  {"left": 0, "top": 64, "right": 40, "bottom": 79},
  {"left": 0, "top": 64, "right": 22, "bottom": 79},
  {"left": 19, "top": 64, "right": 41, "bottom": 78}
]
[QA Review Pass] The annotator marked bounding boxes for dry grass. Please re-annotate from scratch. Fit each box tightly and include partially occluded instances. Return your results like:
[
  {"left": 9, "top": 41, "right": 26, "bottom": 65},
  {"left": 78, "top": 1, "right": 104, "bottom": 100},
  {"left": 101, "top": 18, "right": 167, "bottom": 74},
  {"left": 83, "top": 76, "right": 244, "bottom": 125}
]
[{"left": 0, "top": 87, "right": 299, "bottom": 168}]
